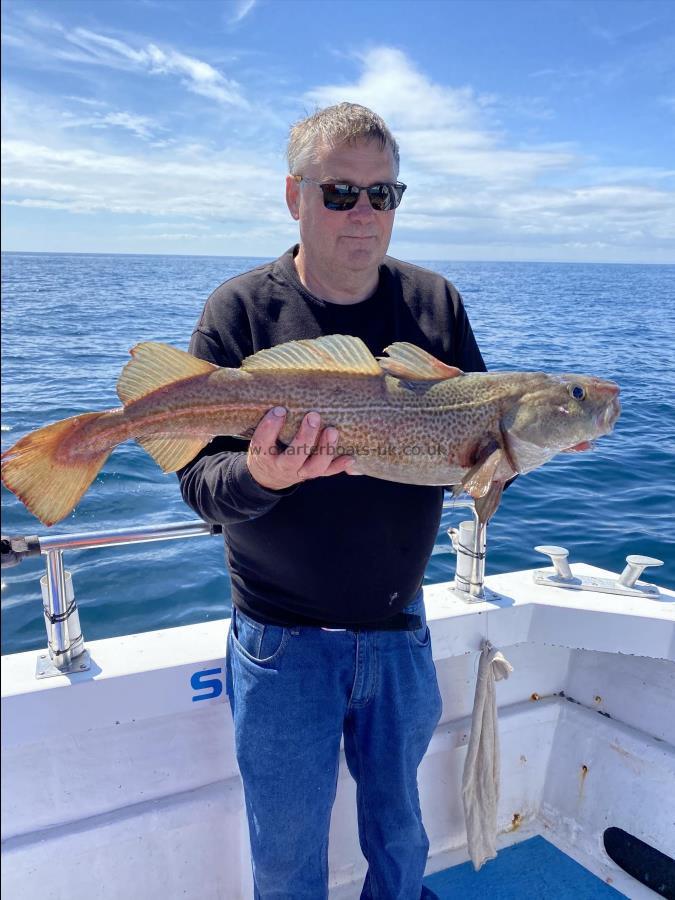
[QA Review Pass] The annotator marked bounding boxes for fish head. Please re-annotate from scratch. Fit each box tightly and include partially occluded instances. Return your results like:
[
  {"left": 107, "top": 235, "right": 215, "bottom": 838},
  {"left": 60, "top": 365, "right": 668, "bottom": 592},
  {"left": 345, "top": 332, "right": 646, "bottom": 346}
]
[{"left": 501, "top": 373, "right": 621, "bottom": 474}]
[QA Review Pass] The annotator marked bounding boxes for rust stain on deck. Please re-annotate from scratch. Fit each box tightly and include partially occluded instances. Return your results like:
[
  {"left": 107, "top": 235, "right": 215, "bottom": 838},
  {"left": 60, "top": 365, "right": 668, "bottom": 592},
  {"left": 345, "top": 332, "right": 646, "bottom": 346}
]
[
  {"left": 578, "top": 763, "right": 589, "bottom": 801},
  {"left": 508, "top": 812, "right": 522, "bottom": 831}
]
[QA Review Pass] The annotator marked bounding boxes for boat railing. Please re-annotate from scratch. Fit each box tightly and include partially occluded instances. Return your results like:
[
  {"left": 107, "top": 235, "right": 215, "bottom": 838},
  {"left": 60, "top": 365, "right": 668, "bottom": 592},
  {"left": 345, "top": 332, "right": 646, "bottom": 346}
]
[
  {"left": 2, "top": 503, "right": 493, "bottom": 680},
  {"left": 1, "top": 520, "right": 222, "bottom": 678}
]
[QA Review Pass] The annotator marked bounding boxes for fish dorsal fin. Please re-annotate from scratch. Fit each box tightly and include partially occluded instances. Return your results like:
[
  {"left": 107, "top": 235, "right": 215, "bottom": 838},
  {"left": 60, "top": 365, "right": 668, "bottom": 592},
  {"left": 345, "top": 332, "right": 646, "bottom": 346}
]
[
  {"left": 137, "top": 436, "right": 210, "bottom": 473},
  {"left": 378, "top": 343, "right": 463, "bottom": 381},
  {"left": 117, "top": 342, "right": 217, "bottom": 404},
  {"left": 241, "top": 335, "right": 381, "bottom": 376}
]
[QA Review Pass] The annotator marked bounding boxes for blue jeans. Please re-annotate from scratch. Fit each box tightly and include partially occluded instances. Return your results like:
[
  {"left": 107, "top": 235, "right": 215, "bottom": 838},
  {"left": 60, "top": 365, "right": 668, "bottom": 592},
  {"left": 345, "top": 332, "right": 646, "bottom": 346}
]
[{"left": 225, "top": 591, "right": 443, "bottom": 899}]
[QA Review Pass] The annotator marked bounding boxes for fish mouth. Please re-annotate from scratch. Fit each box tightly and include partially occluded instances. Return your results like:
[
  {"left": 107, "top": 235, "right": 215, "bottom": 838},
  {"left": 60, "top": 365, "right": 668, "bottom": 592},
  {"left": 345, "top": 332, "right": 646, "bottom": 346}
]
[
  {"left": 595, "top": 378, "right": 620, "bottom": 398},
  {"left": 563, "top": 440, "right": 595, "bottom": 453},
  {"left": 588, "top": 378, "right": 620, "bottom": 435},
  {"left": 598, "top": 394, "right": 621, "bottom": 433}
]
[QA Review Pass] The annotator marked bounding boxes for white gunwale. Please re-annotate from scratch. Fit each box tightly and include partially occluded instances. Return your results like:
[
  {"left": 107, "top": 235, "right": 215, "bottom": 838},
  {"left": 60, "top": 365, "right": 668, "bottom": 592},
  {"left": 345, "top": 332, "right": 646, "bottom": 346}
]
[{"left": 2, "top": 563, "right": 674, "bottom": 899}]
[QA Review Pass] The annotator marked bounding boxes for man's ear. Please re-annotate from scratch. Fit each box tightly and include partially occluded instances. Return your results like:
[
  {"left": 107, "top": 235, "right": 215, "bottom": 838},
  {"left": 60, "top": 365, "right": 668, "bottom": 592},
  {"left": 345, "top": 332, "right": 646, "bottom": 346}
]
[{"left": 286, "top": 175, "right": 300, "bottom": 220}]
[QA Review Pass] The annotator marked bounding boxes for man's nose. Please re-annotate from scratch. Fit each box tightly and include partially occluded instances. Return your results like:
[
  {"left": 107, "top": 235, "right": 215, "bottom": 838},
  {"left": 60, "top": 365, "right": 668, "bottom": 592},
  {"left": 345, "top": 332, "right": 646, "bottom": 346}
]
[{"left": 348, "top": 189, "right": 375, "bottom": 217}]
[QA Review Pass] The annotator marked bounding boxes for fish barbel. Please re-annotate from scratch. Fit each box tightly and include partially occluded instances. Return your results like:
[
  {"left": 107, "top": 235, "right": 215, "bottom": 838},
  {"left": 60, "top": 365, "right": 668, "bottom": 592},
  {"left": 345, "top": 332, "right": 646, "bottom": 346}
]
[{"left": 0, "top": 335, "right": 620, "bottom": 527}]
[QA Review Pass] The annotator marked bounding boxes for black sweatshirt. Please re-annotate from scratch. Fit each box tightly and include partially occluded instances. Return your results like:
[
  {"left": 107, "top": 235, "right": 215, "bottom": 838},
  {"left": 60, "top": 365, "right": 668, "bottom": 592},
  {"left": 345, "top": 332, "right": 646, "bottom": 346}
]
[{"left": 178, "top": 245, "right": 486, "bottom": 628}]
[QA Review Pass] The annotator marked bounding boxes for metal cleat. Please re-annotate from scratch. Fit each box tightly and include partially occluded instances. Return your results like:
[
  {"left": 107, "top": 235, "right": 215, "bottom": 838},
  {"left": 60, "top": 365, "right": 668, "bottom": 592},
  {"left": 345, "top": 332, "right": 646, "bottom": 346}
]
[
  {"left": 533, "top": 547, "right": 663, "bottom": 598},
  {"left": 617, "top": 555, "right": 664, "bottom": 589},
  {"left": 533, "top": 545, "right": 578, "bottom": 583}
]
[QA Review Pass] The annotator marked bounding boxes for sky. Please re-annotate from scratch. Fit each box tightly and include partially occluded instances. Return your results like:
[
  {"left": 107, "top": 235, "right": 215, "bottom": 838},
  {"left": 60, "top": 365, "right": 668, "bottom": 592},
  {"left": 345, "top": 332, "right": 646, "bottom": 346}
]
[{"left": 2, "top": 0, "right": 674, "bottom": 263}]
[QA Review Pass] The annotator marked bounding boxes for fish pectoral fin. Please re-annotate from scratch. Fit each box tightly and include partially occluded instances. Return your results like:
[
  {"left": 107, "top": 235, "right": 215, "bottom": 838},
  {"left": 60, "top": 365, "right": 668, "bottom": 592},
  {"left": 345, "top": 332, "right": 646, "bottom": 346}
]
[
  {"left": 117, "top": 343, "right": 218, "bottom": 404},
  {"left": 241, "top": 335, "right": 381, "bottom": 376},
  {"left": 137, "top": 436, "right": 211, "bottom": 472},
  {"left": 378, "top": 343, "right": 463, "bottom": 381}
]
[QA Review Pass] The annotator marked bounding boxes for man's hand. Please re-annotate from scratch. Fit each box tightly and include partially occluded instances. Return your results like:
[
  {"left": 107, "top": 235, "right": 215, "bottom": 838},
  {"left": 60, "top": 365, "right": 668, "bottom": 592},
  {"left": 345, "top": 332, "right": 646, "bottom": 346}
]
[{"left": 246, "top": 408, "right": 355, "bottom": 491}]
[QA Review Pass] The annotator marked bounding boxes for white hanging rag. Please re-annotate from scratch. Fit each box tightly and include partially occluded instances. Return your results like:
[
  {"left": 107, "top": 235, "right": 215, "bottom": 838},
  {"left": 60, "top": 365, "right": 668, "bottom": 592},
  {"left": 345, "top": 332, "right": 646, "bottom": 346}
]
[{"left": 461, "top": 641, "right": 514, "bottom": 871}]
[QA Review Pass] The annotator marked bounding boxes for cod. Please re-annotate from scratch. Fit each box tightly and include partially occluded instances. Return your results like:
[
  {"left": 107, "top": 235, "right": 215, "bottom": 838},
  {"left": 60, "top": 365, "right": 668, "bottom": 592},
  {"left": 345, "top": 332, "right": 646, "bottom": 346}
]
[{"left": 1, "top": 334, "right": 620, "bottom": 527}]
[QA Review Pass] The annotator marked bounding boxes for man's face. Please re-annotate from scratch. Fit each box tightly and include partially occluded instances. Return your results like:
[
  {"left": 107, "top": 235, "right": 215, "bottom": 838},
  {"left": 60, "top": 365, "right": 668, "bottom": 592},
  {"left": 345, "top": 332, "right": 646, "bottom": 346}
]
[{"left": 286, "top": 139, "right": 398, "bottom": 276}]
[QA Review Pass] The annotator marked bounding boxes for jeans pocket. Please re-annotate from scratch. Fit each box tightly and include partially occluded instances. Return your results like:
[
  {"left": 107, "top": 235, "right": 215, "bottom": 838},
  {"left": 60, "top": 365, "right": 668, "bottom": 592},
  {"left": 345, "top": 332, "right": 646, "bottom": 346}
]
[
  {"left": 231, "top": 608, "right": 289, "bottom": 666},
  {"left": 404, "top": 592, "right": 430, "bottom": 647}
]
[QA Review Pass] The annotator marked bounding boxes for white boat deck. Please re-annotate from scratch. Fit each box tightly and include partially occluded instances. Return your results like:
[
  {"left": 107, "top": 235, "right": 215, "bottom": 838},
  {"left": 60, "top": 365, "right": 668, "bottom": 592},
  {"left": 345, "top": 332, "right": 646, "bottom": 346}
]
[{"left": 2, "top": 563, "right": 674, "bottom": 899}]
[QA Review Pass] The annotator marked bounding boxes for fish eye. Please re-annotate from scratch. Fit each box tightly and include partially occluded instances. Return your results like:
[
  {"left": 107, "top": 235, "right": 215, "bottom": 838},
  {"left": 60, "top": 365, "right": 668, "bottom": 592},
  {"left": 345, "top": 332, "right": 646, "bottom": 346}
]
[{"left": 569, "top": 384, "right": 586, "bottom": 401}]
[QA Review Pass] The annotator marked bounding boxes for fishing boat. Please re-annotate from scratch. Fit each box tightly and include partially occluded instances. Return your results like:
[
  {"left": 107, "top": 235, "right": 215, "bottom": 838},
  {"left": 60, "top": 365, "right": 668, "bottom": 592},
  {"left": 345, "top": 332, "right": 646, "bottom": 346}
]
[{"left": 1, "top": 502, "right": 673, "bottom": 899}]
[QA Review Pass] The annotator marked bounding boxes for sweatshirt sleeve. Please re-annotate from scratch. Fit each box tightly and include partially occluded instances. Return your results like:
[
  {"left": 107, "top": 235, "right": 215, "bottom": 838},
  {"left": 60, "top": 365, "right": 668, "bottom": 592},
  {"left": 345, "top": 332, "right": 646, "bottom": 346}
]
[{"left": 177, "top": 298, "right": 297, "bottom": 526}]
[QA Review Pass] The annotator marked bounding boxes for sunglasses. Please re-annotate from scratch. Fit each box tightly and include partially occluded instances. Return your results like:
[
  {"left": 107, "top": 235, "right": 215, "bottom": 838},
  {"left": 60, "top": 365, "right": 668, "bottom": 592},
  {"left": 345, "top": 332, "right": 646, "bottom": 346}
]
[{"left": 294, "top": 176, "right": 407, "bottom": 212}]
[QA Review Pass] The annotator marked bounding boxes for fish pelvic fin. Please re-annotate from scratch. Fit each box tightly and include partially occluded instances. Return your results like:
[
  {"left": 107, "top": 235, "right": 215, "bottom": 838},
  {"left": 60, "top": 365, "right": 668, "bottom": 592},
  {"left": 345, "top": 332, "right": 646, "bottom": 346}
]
[
  {"left": 0, "top": 412, "right": 111, "bottom": 526},
  {"left": 241, "top": 335, "right": 381, "bottom": 376},
  {"left": 474, "top": 481, "right": 506, "bottom": 525},
  {"left": 456, "top": 442, "right": 516, "bottom": 524},
  {"left": 461, "top": 447, "right": 505, "bottom": 498},
  {"left": 137, "top": 436, "right": 210, "bottom": 473},
  {"left": 378, "top": 343, "right": 463, "bottom": 381},
  {"left": 117, "top": 343, "right": 218, "bottom": 404}
]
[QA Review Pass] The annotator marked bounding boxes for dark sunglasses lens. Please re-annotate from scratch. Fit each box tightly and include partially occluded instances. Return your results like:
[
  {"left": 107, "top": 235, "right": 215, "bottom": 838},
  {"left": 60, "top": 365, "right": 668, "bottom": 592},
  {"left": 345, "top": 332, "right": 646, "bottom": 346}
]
[
  {"left": 318, "top": 182, "right": 406, "bottom": 211},
  {"left": 366, "top": 184, "right": 397, "bottom": 211},
  {"left": 321, "top": 184, "right": 359, "bottom": 211}
]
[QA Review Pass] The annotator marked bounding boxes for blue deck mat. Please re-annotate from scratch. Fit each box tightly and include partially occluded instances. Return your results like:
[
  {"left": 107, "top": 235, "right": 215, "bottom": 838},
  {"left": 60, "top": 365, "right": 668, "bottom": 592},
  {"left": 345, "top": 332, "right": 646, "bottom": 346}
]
[{"left": 423, "top": 836, "right": 627, "bottom": 898}]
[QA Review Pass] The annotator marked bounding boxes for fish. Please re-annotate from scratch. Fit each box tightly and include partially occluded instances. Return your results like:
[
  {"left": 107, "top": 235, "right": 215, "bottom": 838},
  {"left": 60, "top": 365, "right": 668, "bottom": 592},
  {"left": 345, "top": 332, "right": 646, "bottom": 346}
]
[{"left": 0, "top": 334, "right": 620, "bottom": 527}]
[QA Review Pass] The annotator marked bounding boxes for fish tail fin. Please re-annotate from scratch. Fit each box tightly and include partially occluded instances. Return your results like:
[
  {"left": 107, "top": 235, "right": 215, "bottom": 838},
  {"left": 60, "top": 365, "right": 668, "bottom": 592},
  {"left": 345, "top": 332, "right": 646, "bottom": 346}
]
[{"left": 1, "top": 412, "right": 112, "bottom": 526}]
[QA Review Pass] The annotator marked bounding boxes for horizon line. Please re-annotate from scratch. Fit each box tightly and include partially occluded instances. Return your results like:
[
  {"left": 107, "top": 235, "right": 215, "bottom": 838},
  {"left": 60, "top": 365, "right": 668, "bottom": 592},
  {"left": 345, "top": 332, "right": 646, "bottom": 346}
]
[{"left": 1, "top": 249, "right": 672, "bottom": 267}]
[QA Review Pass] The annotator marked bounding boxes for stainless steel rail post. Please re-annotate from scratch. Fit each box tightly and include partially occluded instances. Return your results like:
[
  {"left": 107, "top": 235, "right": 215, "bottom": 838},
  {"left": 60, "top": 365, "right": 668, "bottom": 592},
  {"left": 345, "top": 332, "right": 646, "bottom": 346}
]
[
  {"left": 445, "top": 499, "right": 498, "bottom": 602},
  {"left": 24, "top": 520, "right": 216, "bottom": 679},
  {"left": 38, "top": 549, "right": 84, "bottom": 674}
]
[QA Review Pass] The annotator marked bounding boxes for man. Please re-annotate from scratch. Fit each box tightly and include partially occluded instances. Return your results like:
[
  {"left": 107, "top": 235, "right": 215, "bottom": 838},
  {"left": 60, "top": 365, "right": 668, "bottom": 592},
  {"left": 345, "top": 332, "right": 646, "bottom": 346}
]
[{"left": 179, "top": 102, "right": 486, "bottom": 899}]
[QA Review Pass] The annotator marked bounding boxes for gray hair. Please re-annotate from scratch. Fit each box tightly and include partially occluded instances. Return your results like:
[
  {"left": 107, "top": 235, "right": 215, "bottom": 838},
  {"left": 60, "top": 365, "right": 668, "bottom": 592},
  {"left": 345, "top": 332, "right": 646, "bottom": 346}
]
[{"left": 287, "top": 102, "right": 400, "bottom": 177}]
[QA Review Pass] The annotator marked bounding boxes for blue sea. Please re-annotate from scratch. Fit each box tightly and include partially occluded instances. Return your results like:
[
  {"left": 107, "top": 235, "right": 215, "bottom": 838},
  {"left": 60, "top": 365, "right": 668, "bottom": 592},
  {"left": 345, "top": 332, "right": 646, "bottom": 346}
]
[{"left": 1, "top": 252, "right": 674, "bottom": 655}]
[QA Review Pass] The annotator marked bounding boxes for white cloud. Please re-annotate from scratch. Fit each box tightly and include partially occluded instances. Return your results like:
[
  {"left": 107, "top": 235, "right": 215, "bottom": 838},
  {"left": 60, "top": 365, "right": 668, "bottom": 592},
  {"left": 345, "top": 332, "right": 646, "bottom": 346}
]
[
  {"left": 61, "top": 110, "right": 160, "bottom": 140},
  {"left": 64, "top": 95, "right": 108, "bottom": 108},
  {"left": 137, "top": 232, "right": 205, "bottom": 240},
  {"left": 301, "top": 46, "right": 674, "bottom": 260},
  {"left": 229, "top": 0, "right": 258, "bottom": 25},
  {"left": 143, "top": 43, "right": 247, "bottom": 106},
  {"left": 66, "top": 27, "right": 149, "bottom": 65},
  {"left": 1, "top": 139, "right": 287, "bottom": 220},
  {"left": 529, "top": 62, "right": 624, "bottom": 89},
  {"left": 4, "top": 15, "right": 248, "bottom": 109},
  {"left": 2, "top": 31, "right": 673, "bottom": 262},
  {"left": 304, "top": 47, "right": 578, "bottom": 184},
  {"left": 306, "top": 47, "right": 481, "bottom": 130}
]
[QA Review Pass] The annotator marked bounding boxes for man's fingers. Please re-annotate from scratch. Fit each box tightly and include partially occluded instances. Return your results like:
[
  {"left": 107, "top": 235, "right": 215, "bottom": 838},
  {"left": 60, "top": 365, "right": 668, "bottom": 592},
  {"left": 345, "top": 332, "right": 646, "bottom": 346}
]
[
  {"left": 247, "top": 409, "right": 358, "bottom": 489},
  {"left": 323, "top": 454, "right": 358, "bottom": 477},
  {"left": 247, "top": 408, "right": 294, "bottom": 490},
  {"left": 296, "top": 425, "right": 340, "bottom": 479},
  {"left": 285, "top": 411, "right": 322, "bottom": 462},
  {"left": 250, "top": 406, "right": 287, "bottom": 453}
]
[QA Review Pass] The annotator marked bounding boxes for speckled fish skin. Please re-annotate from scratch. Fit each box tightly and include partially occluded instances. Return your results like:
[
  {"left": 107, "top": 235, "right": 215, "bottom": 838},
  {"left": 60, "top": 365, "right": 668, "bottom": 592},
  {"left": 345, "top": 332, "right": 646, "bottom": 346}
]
[
  {"left": 72, "top": 365, "right": 618, "bottom": 480},
  {"left": 0, "top": 335, "right": 621, "bottom": 527}
]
